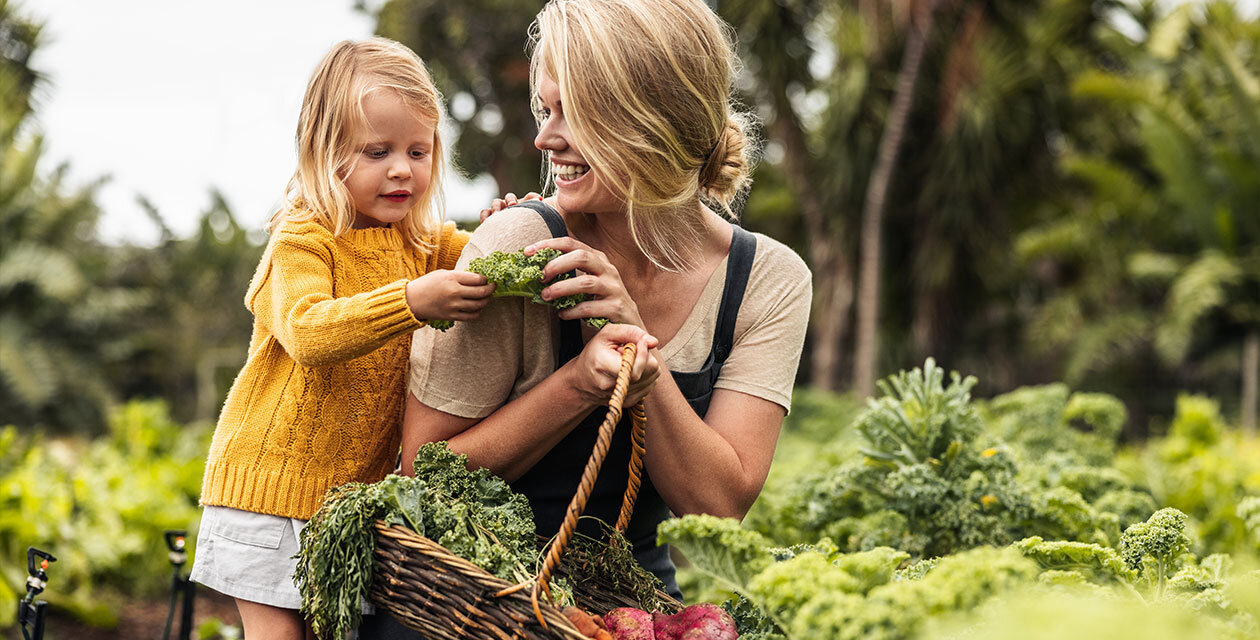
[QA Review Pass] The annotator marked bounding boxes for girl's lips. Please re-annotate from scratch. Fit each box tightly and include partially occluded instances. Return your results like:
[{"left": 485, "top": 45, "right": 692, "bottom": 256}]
[{"left": 382, "top": 192, "right": 410, "bottom": 202}]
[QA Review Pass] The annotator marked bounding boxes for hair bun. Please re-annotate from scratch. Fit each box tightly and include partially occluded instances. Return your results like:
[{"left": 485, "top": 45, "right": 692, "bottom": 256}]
[{"left": 699, "top": 115, "right": 751, "bottom": 208}]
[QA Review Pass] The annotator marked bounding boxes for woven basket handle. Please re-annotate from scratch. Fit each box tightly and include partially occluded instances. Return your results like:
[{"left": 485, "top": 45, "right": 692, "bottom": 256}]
[{"left": 497, "top": 342, "right": 647, "bottom": 627}]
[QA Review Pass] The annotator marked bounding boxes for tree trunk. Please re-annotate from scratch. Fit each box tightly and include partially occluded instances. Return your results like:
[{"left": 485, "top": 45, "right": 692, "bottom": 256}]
[
  {"left": 852, "top": 0, "right": 941, "bottom": 398},
  {"left": 810, "top": 246, "right": 855, "bottom": 391},
  {"left": 1243, "top": 329, "right": 1258, "bottom": 434},
  {"left": 768, "top": 79, "right": 852, "bottom": 392}
]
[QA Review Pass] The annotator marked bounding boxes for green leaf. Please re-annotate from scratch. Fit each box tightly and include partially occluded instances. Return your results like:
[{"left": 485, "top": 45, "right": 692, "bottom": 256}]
[{"left": 1146, "top": 4, "right": 1194, "bottom": 61}]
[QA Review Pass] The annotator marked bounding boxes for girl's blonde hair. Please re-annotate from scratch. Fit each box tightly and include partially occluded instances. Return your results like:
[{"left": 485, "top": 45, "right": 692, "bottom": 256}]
[
  {"left": 530, "top": 0, "right": 756, "bottom": 271},
  {"left": 274, "top": 38, "right": 446, "bottom": 252}
]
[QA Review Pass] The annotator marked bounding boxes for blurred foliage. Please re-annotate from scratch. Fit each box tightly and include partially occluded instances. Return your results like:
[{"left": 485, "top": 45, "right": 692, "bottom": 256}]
[
  {"left": 110, "top": 193, "right": 263, "bottom": 423},
  {"left": 1017, "top": 1, "right": 1260, "bottom": 415},
  {"left": 0, "top": 4, "right": 262, "bottom": 432},
  {"left": 0, "top": 401, "right": 209, "bottom": 629},
  {"left": 1114, "top": 394, "right": 1260, "bottom": 556}
]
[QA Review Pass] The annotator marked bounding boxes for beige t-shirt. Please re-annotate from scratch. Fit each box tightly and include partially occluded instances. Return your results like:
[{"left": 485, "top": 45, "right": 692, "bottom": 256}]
[{"left": 408, "top": 206, "right": 811, "bottom": 417}]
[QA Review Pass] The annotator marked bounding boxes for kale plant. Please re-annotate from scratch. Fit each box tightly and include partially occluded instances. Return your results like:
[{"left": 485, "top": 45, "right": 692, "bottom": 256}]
[{"left": 767, "top": 360, "right": 1141, "bottom": 558}]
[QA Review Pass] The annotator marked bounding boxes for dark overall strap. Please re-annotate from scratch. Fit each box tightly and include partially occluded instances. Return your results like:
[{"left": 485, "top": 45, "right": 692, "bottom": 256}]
[
  {"left": 513, "top": 199, "right": 568, "bottom": 238},
  {"left": 714, "top": 226, "right": 756, "bottom": 364}
]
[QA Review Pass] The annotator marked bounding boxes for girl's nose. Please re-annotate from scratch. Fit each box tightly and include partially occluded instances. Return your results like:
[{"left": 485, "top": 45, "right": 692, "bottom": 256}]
[{"left": 388, "top": 156, "right": 411, "bottom": 180}]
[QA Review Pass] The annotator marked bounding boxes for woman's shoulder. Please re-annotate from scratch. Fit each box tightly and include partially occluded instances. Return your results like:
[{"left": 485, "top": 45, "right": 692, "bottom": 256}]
[{"left": 468, "top": 205, "right": 559, "bottom": 255}]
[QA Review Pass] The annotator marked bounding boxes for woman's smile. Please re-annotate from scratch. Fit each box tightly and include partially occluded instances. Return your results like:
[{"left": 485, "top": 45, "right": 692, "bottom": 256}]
[{"left": 551, "top": 160, "right": 591, "bottom": 186}]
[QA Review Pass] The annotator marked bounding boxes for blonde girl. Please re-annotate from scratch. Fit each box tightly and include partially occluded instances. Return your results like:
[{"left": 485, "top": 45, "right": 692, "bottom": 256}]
[
  {"left": 402, "top": 0, "right": 812, "bottom": 608},
  {"left": 190, "top": 38, "right": 493, "bottom": 639}
]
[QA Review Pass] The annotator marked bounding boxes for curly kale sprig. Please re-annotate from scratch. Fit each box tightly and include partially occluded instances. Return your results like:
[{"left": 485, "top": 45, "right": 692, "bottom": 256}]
[
  {"left": 1119, "top": 507, "right": 1191, "bottom": 598},
  {"left": 428, "top": 247, "right": 609, "bottom": 331}
]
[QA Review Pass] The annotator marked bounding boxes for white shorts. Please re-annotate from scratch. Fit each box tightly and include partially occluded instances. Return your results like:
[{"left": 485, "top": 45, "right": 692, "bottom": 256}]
[{"left": 189, "top": 506, "right": 309, "bottom": 609}]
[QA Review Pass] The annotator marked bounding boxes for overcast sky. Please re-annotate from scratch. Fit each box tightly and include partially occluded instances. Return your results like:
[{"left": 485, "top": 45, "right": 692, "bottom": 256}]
[{"left": 28, "top": 0, "right": 496, "bottom": 245}]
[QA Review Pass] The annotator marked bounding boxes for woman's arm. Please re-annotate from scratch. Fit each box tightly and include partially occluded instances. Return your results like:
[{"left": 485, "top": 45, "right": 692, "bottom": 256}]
[
  {"left": 402, "top": 324, "right": 660, "bottom": 479},
  {"left": 641, "top": 370, "right": 785, "bottom": 519}
]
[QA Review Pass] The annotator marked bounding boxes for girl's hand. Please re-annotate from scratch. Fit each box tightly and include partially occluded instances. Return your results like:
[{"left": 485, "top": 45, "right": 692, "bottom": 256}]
[
  {"left": 480, "top": 191, "right": 543, "bottom": 222},
  {"left": 566, "top": 324, "right": 660, "bottom": 409},
  {"left": 406, "top": 270, "right": 496, "bottom": 323},
  {"left": 523, "top": 237, "right": 645, "bottom": 328}
]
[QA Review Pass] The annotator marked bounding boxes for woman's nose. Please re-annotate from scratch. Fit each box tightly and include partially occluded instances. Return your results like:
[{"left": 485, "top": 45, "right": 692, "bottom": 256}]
[{"left": 535, "top": 118, "right": 565, "bottom": 152}]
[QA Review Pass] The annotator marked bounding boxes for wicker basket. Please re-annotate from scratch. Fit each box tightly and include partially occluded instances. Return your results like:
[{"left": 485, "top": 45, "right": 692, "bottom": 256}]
[{"left": 370, "top": 344, "right": 673, "bottom": 639}]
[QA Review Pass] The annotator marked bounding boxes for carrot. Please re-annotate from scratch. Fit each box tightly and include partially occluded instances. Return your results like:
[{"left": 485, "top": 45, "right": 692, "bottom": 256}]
[{"left": 563, "top": 606, "right": 611, "bottom": 639}]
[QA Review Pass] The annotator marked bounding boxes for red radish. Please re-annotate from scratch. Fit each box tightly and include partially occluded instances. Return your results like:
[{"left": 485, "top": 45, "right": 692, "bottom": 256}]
[
  {"left": 604, "top": 607, "right": 656, "bottom": 640},
  {"left": 652, "top": 603, "right": 738, "bottom": 640}
]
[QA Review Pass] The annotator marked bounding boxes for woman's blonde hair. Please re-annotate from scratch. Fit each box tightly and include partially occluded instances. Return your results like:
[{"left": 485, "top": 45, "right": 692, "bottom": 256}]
[
  {"left": 530, "top": 0, "right": 756, "bottom": 271},
  {"left": 273, "top": 38, "right": 446, "bottom": 252}
]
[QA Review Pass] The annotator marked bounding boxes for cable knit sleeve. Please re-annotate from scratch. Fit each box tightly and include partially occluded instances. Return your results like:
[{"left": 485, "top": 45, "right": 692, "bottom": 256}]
[{"left": 247, "top": 224, "right": 423, "bottom": 367}]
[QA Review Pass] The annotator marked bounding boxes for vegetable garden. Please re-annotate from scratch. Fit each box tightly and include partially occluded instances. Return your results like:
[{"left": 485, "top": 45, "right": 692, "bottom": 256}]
[{"left": 5, "top": 359, "right": 1256, "bottom": 638}]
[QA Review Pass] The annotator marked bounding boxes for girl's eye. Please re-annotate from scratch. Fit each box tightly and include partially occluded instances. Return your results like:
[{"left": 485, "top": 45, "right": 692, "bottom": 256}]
[
  {"left": 366, "top": 149, "right": 387, "bottom": 159},
  {"left": 410, "top": 149, "right": 428, "bottom": 159},
  {"left": 536, "top": 106, "right": 552, "bottom": 120}
]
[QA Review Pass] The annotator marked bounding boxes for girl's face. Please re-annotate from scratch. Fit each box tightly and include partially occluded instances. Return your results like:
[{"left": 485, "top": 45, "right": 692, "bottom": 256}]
[
  {"left": 534, "top": 70, "right": 621, "bottom": 215},
  {"left": 344, "top": 88, "right": 435, "bottom": 228}
]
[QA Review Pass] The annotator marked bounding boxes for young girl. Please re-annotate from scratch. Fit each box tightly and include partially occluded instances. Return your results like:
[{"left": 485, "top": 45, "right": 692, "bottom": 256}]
[{"left": 189, "top": 38, "right": 493, "bottom": 638}]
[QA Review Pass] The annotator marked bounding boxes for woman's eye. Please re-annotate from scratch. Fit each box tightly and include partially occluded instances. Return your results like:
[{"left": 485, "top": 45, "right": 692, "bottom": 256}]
[{"left": 536, "top": 106, "right": 552, "bottom": 119}]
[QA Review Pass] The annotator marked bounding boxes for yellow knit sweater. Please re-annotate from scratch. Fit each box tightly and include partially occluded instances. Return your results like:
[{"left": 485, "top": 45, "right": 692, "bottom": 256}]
[{"left": 200, "top": 218, "right": 469, "bottom": 520}]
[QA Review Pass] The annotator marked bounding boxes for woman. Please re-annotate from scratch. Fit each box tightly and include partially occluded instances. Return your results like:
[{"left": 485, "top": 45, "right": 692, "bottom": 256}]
[{"left": 403, "top": 0, "right": 811, "bottom": 601}]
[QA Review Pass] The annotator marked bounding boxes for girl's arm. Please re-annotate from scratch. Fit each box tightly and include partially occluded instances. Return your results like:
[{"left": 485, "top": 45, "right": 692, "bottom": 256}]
[
  {"left": 401, "top": 324, "right": 659, "bottom": 479},
  {"left": 253, "top": 225, "right": 490, "bottom": 367}
]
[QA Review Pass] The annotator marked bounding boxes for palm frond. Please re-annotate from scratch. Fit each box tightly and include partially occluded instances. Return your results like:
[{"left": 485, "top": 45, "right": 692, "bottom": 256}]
[{"left": 1155, "top": 252, "right": 1243, "bottom": 364}]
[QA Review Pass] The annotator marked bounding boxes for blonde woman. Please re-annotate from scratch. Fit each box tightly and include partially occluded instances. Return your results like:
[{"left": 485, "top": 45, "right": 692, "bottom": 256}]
[
  {"left": 402, "top": 0, "right": 811, "bottom": 606},
  {"left": 191, "top": 39, "right": 495, "bottom": 639}
]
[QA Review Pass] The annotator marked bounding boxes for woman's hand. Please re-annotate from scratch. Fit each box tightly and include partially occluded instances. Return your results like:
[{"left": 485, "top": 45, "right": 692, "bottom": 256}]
[
  {"left": 565, "top": 323, "right": 660, "bottom": 409},
  {"left": 480, "top": 191, "right": 543, "bottom": 222},
  {"left": 523, "top": 237, "right": 645, "bottom": 328}
]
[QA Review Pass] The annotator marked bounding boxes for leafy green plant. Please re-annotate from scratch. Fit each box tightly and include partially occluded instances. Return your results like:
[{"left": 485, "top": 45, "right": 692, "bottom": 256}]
[
  {"left": 1115, "top": 395, "right": 1260, "bottom": 554},
  {"left": 0, "top": 401, "right": 209, "bottom": 629},
  {"left": 762, "top": 360, "right": 1128, "bottom": 557}
]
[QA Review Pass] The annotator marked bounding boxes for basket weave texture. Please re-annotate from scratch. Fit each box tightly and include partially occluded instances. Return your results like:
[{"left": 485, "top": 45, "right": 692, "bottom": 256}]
[
  {"left": 371, "top": 344, "right": 672, "bottom": 639},
  {"left": 371, "top": 523, "right": 586, "bottom": 640}
]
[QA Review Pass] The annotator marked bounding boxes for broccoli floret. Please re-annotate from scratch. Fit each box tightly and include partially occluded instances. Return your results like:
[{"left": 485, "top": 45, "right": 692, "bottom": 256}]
[{"left": 425, "top": 248, "right": 609, "bottom": 331}]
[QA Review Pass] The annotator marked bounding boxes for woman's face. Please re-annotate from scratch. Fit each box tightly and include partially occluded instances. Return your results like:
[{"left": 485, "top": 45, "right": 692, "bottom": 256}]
[{"left": 534, "top": 70, "right": 622, "bottom": 215}]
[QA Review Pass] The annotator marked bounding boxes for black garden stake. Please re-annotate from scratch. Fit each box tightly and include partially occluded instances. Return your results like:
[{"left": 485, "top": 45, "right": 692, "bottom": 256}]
[{"left": 162, "top": 530, "right": 195, "bottom": 640}]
